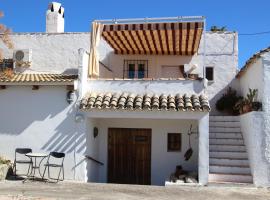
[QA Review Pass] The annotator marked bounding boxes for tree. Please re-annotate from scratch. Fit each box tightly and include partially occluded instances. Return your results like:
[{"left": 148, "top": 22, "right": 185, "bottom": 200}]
[{"left": 0, "top": 11, "right": 13, "bottom": 78}]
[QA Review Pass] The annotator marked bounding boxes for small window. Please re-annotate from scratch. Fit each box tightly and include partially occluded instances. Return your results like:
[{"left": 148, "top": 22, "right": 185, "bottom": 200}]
[
  {"left": 128, "top": 64, "right": 135, "bottom": 79},
  {"left": 167, "top": 133, "right": 182, "bottom": 152},
  {"left": 205, "top": 67, "right": 214, "bottom": 81}
]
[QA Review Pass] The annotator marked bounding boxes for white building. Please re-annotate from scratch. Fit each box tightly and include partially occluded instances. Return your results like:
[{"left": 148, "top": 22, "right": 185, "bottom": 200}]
[{"left": 0, "top": 2, "right": 268, "bottom": 186}]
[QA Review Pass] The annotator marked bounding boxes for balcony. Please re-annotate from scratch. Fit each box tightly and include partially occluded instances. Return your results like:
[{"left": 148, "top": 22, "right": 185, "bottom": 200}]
[{"left": 84, "top": 78, "right": 204, "bottom": 96}]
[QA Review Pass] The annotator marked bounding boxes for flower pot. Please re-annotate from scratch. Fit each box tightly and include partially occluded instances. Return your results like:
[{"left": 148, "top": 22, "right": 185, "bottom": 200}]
[
  {"left": 0, "top": 164, "right": 10, "bottom": 180},
  {"left": 252, "top": 102, "right": 262, "bottom": 111},
  {"left": 243, "top": 104, "right": 252, "bottom": 113}
]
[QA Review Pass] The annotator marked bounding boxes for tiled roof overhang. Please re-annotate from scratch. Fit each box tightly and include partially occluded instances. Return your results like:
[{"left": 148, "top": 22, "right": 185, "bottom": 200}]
[
  {"left": 236, "top": 47, "right": 270, "bottom": 79},
  {"left": 0, "top": 74, "right": 77, "bottom": 85},
  {"left": 102, "top": 21, "right": 204, "bottom": 55},
  {"left": 80, "top": 92, "right": 210, "bottom": 112}
]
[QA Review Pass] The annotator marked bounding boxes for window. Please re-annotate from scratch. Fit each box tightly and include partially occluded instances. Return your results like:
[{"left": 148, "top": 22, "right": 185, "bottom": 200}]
[
  {"left": 167, "top": 133, "right": 182, "bottom": 152},
  {"left": 123, "top": 60, "right": 148, "bottom": 79},
  {"left": 0, "top": 59, "right": 13, "bottom": 71},
  {"left": 205, "top": 67, "right": 214, "bottom": 81}
]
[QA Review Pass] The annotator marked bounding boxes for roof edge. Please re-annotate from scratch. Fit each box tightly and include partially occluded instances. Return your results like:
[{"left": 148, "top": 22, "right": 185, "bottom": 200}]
[{"left": 236, "top": 46, "right": 270, "bottom": 79}]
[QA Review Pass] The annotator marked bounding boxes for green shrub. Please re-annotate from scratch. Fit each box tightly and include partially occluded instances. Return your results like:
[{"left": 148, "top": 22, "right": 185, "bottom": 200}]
[{"left": 216, "top": 87, "right": 242, "bottom": 115}]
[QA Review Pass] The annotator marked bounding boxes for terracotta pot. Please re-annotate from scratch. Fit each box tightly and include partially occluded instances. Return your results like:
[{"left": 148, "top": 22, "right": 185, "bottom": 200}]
[{"left": 243, "top": 104, "right": 252, "bottom": 113}]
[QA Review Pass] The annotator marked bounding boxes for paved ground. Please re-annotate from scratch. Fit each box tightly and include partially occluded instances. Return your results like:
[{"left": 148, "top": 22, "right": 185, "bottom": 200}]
[{"left": 0, "top": 181, "right": 269, "bottom": 200}]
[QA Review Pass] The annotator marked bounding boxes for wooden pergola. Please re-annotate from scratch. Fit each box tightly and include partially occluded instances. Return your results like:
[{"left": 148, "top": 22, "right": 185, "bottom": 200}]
[{"left": 99, "top": 17, "right": 205, "bottom": 56}]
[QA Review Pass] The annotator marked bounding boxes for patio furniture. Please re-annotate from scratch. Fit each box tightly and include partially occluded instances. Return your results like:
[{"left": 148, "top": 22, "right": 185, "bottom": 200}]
[
  {"left": 13, "top": 148, "right": 33, "bottom": 177},
  {"left": 42, "top": 152, "right": 65, "bottom": 182},
  {"left": 22, "top": 152, "right": 48, "bottom": 183}
]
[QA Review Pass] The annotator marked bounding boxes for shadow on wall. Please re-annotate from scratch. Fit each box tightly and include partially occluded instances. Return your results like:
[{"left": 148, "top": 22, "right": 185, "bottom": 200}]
[
  {"left": 41, "top": 105, "right": 86, "bottom": 154},
  {"left": 62, "top": 68, "right": 79, "bottom": 75},
  {"left": 0, "top": 87, "right": 70, "bottom": 135},
  {"left": 209, "top": 79, "right": 238, "bottom": 115},
  {"left": 0, "top": 86, "right": 86, "bottom": 153}
]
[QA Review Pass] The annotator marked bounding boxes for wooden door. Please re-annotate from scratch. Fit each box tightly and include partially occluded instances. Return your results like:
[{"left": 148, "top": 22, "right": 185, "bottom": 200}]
[{"left": 108, "top": 128, "right": 151, "bottom": 185}]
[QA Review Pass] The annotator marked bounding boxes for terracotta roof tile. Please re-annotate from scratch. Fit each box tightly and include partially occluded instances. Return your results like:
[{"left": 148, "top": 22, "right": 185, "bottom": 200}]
[
  {"left": 0, "top": 73, "right": 78, "bottom": 84},
  {"left": 80, "top": 92, "right": 210, "bottom": 112}
]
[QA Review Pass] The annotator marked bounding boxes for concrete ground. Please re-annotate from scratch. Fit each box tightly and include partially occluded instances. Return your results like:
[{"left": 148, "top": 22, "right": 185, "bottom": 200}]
[{"left": 0, "top": 181, "right": 269, "bottom": 200}]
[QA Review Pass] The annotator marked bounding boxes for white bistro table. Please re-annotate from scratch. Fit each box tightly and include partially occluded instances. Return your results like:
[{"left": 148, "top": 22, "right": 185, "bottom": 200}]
[{"left": 23, "top": 152, "right": 48, "bottom": 182}]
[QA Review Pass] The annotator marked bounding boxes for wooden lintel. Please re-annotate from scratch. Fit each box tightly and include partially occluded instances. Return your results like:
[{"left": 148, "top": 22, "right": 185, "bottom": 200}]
[{"left": 32, "top": 85, "right": 39, "bottom": 90}]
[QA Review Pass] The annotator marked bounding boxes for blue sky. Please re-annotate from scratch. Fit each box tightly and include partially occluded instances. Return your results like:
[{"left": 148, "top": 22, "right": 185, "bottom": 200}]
[{"left": 1, "top": 0, "right": 270, "bottom": 68}]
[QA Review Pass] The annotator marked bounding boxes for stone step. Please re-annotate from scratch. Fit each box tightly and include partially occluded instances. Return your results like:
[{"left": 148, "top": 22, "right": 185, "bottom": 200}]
[
  {"left": 209, "top": 121, "right": 241, "bottom": 127},
  {"left": 210, "top": 132, "right": 242, "bottom": 139},
  {"left": 210, "top": 157, "right": 250, "bottom": 166},
  {"left": 210, "top": 116, "right": 240, "bottom": 122},
  {"left": 209, "top": 173, "right": 253, "bottom": 183},
  {"left": 210, "top": 165, "right": 251, "bottom": 174},
  {"left": 210, "top": 138, "right": 244, "bottom": 145},
  {"left": 210, "top": 127, "right": 241, "bottom": 133},
  {"left": 210, "top": 151, "right": 248, "bottom": 159},
  {"left": 210, "top": 144, "right": 246, "bottom": 152}
]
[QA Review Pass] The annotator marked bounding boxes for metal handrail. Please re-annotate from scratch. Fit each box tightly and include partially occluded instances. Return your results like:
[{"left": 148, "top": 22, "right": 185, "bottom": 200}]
[
  {"left": 99, "top": 61, "right": 113, "bottom": 72},
  {"left": 85, "top": 155, "right": 104, "bottom": 166}
]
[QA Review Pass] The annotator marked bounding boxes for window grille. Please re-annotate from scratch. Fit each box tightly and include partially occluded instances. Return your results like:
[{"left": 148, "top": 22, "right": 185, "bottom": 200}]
[{"left": 123, "top": 60, "right": 148, "bottom": 79}]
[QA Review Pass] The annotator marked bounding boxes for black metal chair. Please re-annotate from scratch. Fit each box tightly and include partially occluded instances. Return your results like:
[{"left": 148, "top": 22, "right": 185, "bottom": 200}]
[
  {"left": 13, "top": 148, "right": 33, "bottom": 177},
  {"left": 42, "top": 152, "right": 65, "bottom": 182}
]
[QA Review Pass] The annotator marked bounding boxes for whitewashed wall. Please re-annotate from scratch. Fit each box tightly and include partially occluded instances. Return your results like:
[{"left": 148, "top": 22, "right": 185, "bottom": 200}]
[
  {"left": 85, "top": 79, "right": 204, "bottom": 97},
  {"left": 0, "top": 86, "right": 87, "bottom": 180},
  {"left": 86, "top": 118, "right": 198, "bottom": 186},
  {"left": 240, "top": 112, "right": 270, "bottom": 186},
  {"left": 239, "top": 58, "right": 263, "bottom": 101},
  {"left": 238, "top": 51, "right": 270, "bottom": 186},
  {"left": 0, "top": 33, "right": 90, "bottom": 74},
  {"left": 261, "top": 52, "right": 270, "bottom": 184}
]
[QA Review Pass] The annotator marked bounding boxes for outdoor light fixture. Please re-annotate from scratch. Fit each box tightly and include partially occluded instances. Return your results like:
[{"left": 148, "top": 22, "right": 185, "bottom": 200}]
[
  {"left": 93, "top": 127, "right": 98, "bottom": 138},
  {"left": 75, "top": 113, "right": 85, "bottom": 123},
  {"left": 66, "top": 91, "right": 75, "bottom": 104}
]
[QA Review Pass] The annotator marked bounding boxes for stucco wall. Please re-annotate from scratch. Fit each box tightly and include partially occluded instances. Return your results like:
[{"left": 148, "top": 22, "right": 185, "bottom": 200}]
[
  {"left": 0, "top": 86, "right": 86, "bottom": 180},
  {"left": 87, "top": 118, "right": 198, "bottom": 186},
  {"left": 240, "top": 112, "right": 270, "bottom": 186},
  {"left": 85, "top": 79, "right": 204, "bottom": 97},
  {"left": 238, "top": 51, "right": 270, "bottom": 186},
  {"left": 239, "top": 58, "right": 263, "bottom": 101},
  {"left": 261, "top": 52, "right": 270, "bottom": 175},
  {"left": 0, "top": 33, "right": 90, "bottom": 74}
]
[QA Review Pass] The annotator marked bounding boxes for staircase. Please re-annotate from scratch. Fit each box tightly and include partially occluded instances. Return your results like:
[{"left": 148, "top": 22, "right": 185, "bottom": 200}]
[{"left": 208, "top": 116, "right": 253, "bottom": 184}]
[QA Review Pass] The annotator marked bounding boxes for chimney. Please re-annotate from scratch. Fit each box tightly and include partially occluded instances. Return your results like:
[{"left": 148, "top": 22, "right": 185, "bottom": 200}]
[{"left": 46, "top": 2, "right": 64, "bottom": 33}]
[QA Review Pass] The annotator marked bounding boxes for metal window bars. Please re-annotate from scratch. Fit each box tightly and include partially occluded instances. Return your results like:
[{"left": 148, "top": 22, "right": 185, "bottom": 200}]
[{"left": 123, "top": 60, "right": 148, "bottom": 79}]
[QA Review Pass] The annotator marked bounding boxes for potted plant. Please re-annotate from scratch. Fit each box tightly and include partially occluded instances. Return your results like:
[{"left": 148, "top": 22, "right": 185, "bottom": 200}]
[
  {"left": 216, "top": 87, "right": 242, "bottom": 115},
  {"left": 0, "top": 156, "right": 11, "bottom": 180},
  {"left": 234, "top": 88, "right": 262, "bottom": 114}
]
